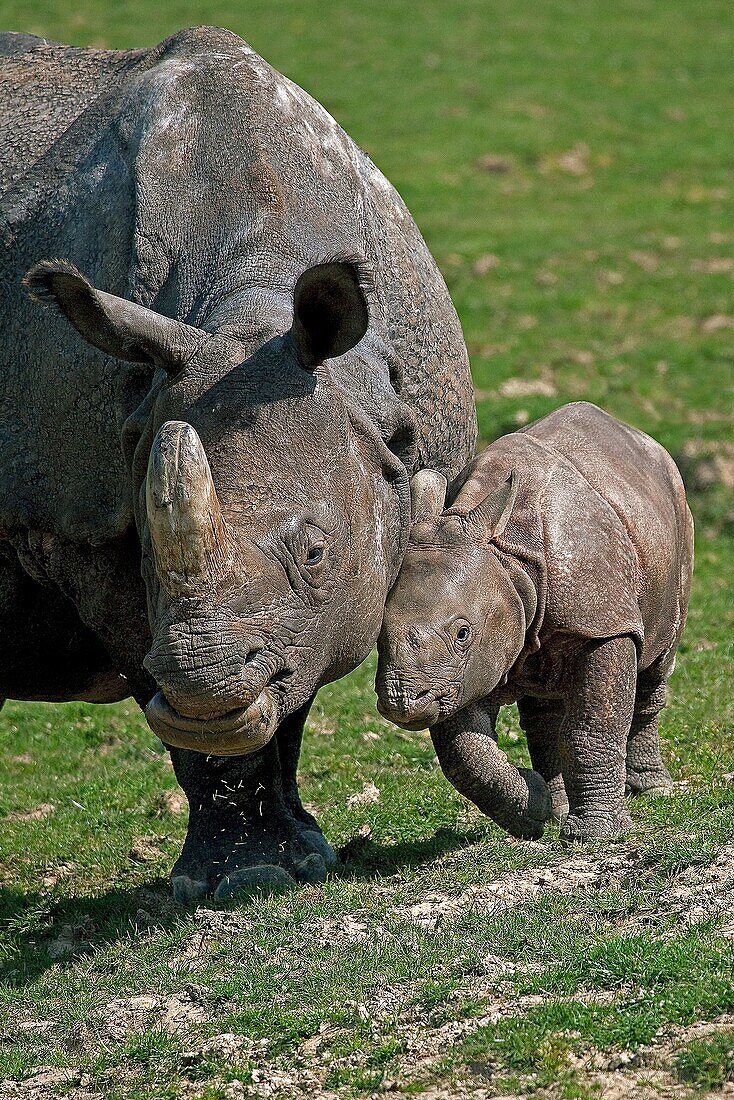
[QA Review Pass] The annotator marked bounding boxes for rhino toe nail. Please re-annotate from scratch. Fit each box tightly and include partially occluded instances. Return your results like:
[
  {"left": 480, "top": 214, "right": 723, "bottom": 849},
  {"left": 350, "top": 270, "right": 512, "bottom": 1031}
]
[
  {"left": 294, "top": 852, "right": 328, "bottom": 884},
  {"left": 301, "top": 829, "right": 338, "bottom": 868},
  {"left": 213, "top": 865, "right": 296, "bottom": 900},
  {"left": 171, "top": 875, "right": 209, "bottom": 905}
]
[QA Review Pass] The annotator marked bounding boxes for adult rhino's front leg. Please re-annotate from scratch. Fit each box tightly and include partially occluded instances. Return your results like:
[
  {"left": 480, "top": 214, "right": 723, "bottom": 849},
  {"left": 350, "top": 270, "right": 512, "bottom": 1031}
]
[
  {"left": 169, "top": 698, "right": 336, "bottom": 903},
  {"left": 430, "top": 701, "right": 552, "bottom": 840},
  {"left": 558, "top": 636, "right": 637, "bottom": 844}
]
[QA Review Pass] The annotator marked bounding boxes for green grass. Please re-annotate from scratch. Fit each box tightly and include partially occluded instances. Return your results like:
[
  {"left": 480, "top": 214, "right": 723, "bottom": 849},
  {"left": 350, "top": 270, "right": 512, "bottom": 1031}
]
[
  {"left": 675, "top": 1030, "right": 734, "bottom": 1091},
  {"left": 1, "top": 0, "right": 733, "bottom": 1096}
]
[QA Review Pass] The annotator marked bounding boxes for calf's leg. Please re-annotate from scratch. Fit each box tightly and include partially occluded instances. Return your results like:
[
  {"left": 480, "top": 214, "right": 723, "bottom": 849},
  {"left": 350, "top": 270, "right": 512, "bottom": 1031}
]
[
  {"left": 559, "top": 636, "right": 636, "bottom": 843},
  {"left": 430, "top": 700, "right": 552, "bottom": 840},
  {"left": 625, "top": 657, "right": 674, "bottom": 797},
  {"left": 518, "top": 696, "right": 569, "bottom": 824}
]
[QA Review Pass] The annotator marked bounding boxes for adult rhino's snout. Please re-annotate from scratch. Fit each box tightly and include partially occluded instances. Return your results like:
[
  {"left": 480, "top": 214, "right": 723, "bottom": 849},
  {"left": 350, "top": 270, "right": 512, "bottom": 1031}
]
[
  {"left": 143, "top": 639, "right": 287, "bottom": 757},
  {"left": 143, "top": 630, "right": 275, "bottom": 720}
]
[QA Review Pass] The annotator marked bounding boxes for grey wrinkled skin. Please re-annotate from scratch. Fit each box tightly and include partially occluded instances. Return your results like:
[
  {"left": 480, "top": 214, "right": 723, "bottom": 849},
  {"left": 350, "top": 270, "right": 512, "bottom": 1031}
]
[
  {"left": 377, "top": 402, "right": 693, "bottom": 843},
  {"left": 0, "top": 27, "right": 476, "bottom": 900}
]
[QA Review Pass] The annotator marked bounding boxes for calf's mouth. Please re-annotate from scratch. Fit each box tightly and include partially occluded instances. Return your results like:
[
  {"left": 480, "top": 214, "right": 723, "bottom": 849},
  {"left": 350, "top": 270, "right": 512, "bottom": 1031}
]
[{"left": 377, "top": 683, "right": 461, "bottom": 731}]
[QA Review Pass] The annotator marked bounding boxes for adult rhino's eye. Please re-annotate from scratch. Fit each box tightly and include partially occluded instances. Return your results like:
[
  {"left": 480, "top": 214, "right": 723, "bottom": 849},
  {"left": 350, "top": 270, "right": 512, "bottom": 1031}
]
[{"left": 306, "top": 545, "right": 324, "bottom": 566}]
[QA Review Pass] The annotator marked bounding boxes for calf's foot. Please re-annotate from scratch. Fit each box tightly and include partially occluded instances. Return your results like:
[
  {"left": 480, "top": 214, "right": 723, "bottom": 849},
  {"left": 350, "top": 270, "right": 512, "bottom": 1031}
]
[
  {"left": 430, "top": 706, "right": 552, "bottom": 842},
  {"left": 519, "top": 697, "right": 568, "bottom": 825},
  {"left": 560, "top": 807, "right": 633, "bottom": 844},
  {"left": 625, "top": 764, "right": 673, "bottom": 798},
  {"left": 626, "top": 672, "right": 673, "bottom": 798}
]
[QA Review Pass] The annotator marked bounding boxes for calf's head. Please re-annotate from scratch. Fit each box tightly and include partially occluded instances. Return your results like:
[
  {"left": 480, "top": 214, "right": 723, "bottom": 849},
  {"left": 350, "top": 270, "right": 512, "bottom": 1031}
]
[
  {"left": 377, "top": 468, "right": 533, "bottom": 729},
  {"left": 26, "top": 259, "right": 415, "bottom": 754}
]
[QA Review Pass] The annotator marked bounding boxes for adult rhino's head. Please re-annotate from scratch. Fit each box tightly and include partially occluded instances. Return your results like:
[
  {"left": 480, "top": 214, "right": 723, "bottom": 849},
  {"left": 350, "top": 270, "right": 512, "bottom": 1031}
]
[{"left": 25, "top": 258, "right": 416, "bottom": 754}]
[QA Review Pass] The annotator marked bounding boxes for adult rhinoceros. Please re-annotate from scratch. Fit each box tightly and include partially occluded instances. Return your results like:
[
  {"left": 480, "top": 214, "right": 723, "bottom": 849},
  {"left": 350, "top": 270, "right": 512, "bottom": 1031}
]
[{"left": 0, "top": 26, "right": 476, "bottom": 900}]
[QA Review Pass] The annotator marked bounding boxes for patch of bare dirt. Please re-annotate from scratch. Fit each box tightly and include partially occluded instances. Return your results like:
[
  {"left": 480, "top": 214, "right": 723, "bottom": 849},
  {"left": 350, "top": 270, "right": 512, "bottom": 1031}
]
[
  {"left": 96, "top": 990, "right": 210, "bottom": 1041},
  {"left": 629, "top": 250, "right": 660, "bottom": 272},
  {"left": 389, "top": 841, "right": 734, "bottom": 937},
  {"left": 310, "top": 914, "right": 375, "bottom": 946},
  {"left": 498, "top": 376, "right": 557, "bottom": 399},
  {"left": 391, "top": 846, "right": 643, "bottom": 931},
  {"left": 166, "top": 905, "right": 252, "bottom": 973},
  {"left": 631, "top": 844, "right": 734, "bottom": 932},
  {"left": 691, "top": 257, "right": 734, "bottom": 275},
  {"left": 0, "top": 1068, "right": 93, "bottom": 1100},
  {"left": 153, "top": 789, "right": 188, "bottom": 816},
  {"left": 569, "top": 1015, "right": 734, "bottom": 1100},
  {"left": 701, "top": 313, "right": 734, "bottom": 333},
  {"left": 472, "top": 253, "right": 500, "bottom": 276},
  {"left": 128, "top": 835, "right": 169, "bottom": 864},
  {"left": 180, "top": 1031, "right": 263, "bottom": 1066},
  {"left": 538, "top": 142, "right": 592, "bottom": 178},
  {"left": 4, "top": 803, "right": 55, "bottom": 823},
  {"left": 42, "top": 916, "right": 97, "bottom": 960},
  {"left": 346, "top": 782, "right": 381, "bottom": 808},
  {"left": 38, "top": 991, "right": 212, "bottom": 1056},
  {"left": 475, "top": 154, "right": 513, "bottom": 174}
]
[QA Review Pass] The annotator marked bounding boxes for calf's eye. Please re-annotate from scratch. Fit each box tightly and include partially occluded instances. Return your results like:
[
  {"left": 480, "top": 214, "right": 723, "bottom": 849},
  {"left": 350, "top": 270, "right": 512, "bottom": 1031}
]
[{"left": 456, "top": 625, "right": 471, "bottom": 643}]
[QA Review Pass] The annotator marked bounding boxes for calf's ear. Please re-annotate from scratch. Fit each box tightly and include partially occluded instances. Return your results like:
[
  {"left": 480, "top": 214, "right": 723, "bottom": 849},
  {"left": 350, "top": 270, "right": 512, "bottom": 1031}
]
[
  {"left": 467, "top": 470, "right": 519, "bottom": 538},
  {"left": 290, "top": 259, "right": 369, "bottom": 370},
  {"left": 24, "top": 260, "right": 205, "bottom": 374}
]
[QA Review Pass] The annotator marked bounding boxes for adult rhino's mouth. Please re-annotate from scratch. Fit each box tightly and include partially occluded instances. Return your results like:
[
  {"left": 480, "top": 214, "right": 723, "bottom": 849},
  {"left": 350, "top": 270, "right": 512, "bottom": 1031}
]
[{"left": 145, "top": 688, "right": 279, "bottom": 756}]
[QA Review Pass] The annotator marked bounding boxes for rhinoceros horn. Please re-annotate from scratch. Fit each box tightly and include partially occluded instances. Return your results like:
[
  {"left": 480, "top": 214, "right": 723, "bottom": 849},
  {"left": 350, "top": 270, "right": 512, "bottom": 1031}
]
[
  {"left": 409, "top": 469, "right": 448, "bottom": 524},
  {"left": 146, "top": 421, "right": 231, "bottom": 595}
]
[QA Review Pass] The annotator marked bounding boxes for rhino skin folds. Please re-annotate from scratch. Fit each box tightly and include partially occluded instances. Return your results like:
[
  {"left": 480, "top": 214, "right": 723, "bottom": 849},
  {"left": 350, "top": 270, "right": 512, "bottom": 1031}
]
[
  {"left": 377, "top": 403, "right": 693, "bottom": 844},
  {"left": 0, "top": 27, "right": 476, "bottom": 899}
]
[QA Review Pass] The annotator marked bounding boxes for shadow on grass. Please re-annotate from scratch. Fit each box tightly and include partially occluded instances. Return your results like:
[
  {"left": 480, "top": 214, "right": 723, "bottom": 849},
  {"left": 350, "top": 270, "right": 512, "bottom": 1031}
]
[
  {"left": 0, "top": 878, "right": 181, "bottom": 988},
  {"left": 337, "top": 823, "right": 487, "bottom": 879},
  {"left": 0, "top": 824, "right": 483, "bottom": 987}
]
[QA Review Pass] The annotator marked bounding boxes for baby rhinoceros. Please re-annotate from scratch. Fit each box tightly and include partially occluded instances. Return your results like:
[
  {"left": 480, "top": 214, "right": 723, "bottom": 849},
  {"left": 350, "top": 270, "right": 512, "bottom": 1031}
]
[{"left": 377, "top": 402, "right": 693, "bottom": 844}]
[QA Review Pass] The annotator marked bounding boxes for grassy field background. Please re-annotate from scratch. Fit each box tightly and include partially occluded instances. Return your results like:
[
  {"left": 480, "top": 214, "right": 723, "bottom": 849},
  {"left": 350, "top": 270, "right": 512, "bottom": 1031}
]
[{"left": 1, "top": 1, "right": 733, "bottom": 1097}]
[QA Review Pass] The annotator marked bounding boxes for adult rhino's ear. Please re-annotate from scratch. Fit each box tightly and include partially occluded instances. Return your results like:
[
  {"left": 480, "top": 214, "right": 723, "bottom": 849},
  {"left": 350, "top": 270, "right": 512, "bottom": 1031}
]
[
  {"left": 410, "top": 469, "right": 448, "bottom": 524},
  {"left": 290, "top": 258, "right": 370, "bottom": 371},
  {"left": 465, "top": 470, "right": 519, "bottom": 539},
  {"left": 23, "top": 260, "right": 205, "bottom": 374}
]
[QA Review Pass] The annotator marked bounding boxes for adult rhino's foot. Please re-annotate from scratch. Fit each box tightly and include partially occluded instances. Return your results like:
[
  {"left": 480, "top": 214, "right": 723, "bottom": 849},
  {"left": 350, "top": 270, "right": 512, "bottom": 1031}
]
[
  {"left": 168, "top": 708, "right": 335, "bottom": 904},
  {"left": 171, "top": 811, "right": 337, "bottom": 904},
  {"left": 625, "top": 765, "right": 674, "bottom": 799},
  {"left": 560, "top": 807, "right": 633, "bottom": 845}
]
